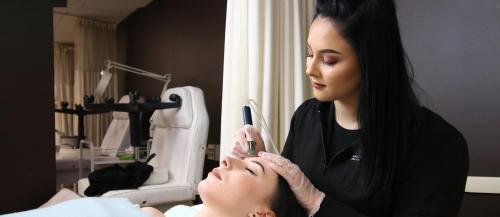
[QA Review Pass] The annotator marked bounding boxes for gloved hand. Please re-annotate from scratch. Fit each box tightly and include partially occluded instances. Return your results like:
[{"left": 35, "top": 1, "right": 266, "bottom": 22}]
[
  {"left": 231, "top": 125, "right": 266, "bottom": 158},
  {"left": 259, "top": 151, "right": 325, "bottom": 217}
]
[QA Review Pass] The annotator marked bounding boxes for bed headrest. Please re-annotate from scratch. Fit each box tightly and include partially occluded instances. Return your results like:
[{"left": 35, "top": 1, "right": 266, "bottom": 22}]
[
  {"left": 150, "top": 87, "right": 193, "bottom": 129},
  {"left": 112, "top": 95, "right": 145, "bottom": 120}
]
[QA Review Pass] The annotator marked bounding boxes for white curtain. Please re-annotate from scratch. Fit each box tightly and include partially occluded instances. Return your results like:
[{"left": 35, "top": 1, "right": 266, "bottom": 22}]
[
  {"left": 54, "top": 43, "right": 75, "bottom": 144},
  {"left": 220, "top": 0, "right": 316, "bottom": 158},
  {"left": 74, "top": 18, "right": 119, "bottom": 145}
]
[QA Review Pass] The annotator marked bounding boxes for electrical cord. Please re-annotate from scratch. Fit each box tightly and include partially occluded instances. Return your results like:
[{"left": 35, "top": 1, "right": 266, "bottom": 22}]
[{"left": 247, "top": 99, "right": 280, "bottom": 154}]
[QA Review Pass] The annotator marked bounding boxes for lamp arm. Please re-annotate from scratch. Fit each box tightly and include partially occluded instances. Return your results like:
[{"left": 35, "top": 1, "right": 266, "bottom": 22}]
[
  {"left": 111, "top": 65, "right": 167, "bottom": 82},
  {"left": 106, "top": 60, "right": 170, "bottom": 82},
  {"left": 94, "top": 60, "right": 172, "bottom": 98}
]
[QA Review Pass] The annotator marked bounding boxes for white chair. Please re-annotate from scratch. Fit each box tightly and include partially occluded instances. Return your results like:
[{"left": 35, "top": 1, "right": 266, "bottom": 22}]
[
  {"left": 93, "top": 95, "right": 133, "bottom": 158},
  {"left": 77, "top": 86, "right": 209, "bottom": 206},
  {"left": 55, "top": 95, "right": 139, "bottom": 185},
  {"left": 85, "top": 95, "right": 148, "bottom": 171}
]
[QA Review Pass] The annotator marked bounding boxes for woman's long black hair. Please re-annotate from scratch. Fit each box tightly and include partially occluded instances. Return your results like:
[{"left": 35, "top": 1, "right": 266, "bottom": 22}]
[{"left": 314, "top": 0, "right": 419, "bottom": 205}]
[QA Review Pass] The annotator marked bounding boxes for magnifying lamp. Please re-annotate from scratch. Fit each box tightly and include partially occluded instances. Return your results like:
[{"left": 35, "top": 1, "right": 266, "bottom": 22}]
[{"left": 94, "top": 60, "right": 172, "bottom": 98}]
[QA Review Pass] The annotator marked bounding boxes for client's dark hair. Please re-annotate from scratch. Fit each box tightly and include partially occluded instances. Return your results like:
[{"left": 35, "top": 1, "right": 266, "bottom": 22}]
[{"left": 271, "top": 176, "right": 307, "bottom": 217}]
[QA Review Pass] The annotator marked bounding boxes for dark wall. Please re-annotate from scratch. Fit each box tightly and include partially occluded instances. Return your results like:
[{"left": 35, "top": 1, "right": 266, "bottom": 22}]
[
  {"left": 118, "top": 0, "right": 227, "bottom": 144},
  {"left": 461, "top": 194, "right": 500, "bottom": 217},
  {"left": 0, "top": 1, "right": 55, "bottom": 213},
  {"left": 397, "top": 0, "right": 500, "bottom": 216}
]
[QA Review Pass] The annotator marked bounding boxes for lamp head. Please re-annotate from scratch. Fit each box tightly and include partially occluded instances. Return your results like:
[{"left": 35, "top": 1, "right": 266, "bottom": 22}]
[{"left": 94, "top": 68, "right": 113, "bottom": 98}]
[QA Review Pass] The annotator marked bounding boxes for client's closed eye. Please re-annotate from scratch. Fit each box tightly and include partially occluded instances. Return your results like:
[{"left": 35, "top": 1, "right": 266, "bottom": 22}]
[
  {"left": 250, "top": 160, "right": 266, "bottom": 175},
  {"left": 246, "top": 168, "right": 257, "bottom": 176}
]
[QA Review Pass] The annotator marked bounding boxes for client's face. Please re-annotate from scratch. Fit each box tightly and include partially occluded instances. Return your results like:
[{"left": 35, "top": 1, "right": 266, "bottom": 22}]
[{"left": 198, "top": 156, "right": 278, "bottom": 214}]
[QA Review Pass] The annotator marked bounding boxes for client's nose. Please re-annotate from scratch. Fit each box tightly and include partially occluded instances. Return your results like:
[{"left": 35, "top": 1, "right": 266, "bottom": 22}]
[
  {"left": 221, "top": 156, "right": 242, "bottom": 170},
  {"left": 221, "top": 156, "right": 230, "bottom": 168}
]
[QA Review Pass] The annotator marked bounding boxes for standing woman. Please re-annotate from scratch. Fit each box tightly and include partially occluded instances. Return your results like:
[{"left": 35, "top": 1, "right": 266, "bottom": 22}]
[{"left": 233, "top": 0, "right": 469, "bottom": 216}]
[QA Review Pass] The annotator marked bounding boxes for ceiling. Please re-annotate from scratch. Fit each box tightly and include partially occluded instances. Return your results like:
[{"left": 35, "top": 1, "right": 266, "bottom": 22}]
[{"left": 53, "top": 0, "right": 152, "bottom": 43}]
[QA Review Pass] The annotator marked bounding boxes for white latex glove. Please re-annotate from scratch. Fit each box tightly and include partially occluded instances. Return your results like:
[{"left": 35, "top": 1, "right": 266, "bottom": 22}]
[
  {"left": 259, "top": 152, "right": 325, "bottom": 217},
  {"left": 231, "top": 125, "right": 266, "bottom": 158}
]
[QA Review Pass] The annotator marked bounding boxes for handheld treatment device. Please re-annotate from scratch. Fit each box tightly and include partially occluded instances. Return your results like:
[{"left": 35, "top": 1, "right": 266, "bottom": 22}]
[{"left": 242, "top": 105, "right": 256, "bottom": 156}]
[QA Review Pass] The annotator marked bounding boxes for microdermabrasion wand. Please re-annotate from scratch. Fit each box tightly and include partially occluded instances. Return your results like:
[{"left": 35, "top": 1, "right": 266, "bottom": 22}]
[{"left": 242, "top": 105, "right": 256, "bottom": 156}]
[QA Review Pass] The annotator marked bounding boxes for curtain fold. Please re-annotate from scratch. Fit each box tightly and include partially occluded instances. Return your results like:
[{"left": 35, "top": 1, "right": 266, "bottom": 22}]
[
  {"left": 54, "top": 43, "right": 75, "bottom": 144},
  {"left": 74, "top": 18, "right": 118, "bottom": 145},
  {"left": 220, "top": 0, "right": 315, "bottom": 158}
]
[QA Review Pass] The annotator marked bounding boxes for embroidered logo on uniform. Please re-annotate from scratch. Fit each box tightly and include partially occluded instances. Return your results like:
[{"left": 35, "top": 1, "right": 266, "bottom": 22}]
[{"left": 351, "top": 154, "right": 361, "bottom": 161}]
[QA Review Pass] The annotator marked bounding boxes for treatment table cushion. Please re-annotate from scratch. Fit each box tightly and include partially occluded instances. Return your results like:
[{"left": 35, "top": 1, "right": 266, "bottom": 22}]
[{"left": 2, "top": 198, "right": 148, "bottom": 217}]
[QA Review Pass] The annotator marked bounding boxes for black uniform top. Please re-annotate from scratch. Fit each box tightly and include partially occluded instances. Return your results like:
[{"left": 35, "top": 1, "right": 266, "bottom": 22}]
[{"left": 281, "top": 99, "right": 469, "bottom": 217}]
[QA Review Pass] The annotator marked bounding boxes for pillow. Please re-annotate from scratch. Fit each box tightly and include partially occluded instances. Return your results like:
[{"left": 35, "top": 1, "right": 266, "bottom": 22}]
[{"left": 142, "top": 168, "right": 169, "bottom": 186}]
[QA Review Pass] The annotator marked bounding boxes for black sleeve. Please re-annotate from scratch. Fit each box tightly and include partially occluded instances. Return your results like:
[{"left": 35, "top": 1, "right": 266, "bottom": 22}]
[
  {"left": 394, "top": 119, "right": 469, "bottom": 217},
  {"left": 281, "top": 100, "right": 309, "bottom": 161},
  {"left": 281, "top": 113, "right": 296, "bottom": 161},
  {"left": 315, "top": 195, "right": 371, "bottom": 217}
]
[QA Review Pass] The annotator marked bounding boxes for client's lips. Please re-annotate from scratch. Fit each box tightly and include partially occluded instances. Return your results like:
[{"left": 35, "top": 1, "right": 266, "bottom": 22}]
[
  {"left": 210, "top": 168, "right": 222, "bottom": 180},
  {"left": 312, "top": 81, "right": 326, "bottom": 89}
]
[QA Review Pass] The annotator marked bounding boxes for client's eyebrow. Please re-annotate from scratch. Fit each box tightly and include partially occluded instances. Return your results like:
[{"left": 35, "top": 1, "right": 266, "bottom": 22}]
[{"left": 250, "top": 160, "right": 265, "bottom": 175}]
